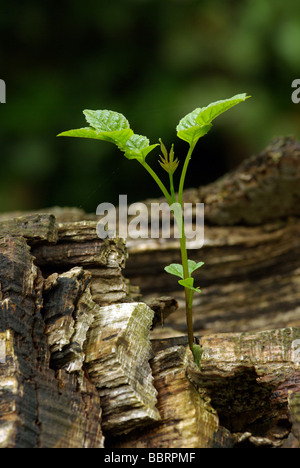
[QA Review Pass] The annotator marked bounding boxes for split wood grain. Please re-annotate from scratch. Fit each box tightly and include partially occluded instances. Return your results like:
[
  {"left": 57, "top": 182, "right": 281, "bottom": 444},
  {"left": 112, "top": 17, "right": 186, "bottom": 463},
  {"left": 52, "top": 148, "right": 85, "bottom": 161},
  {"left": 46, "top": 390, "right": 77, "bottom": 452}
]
[
  {"left": 84, "top": 302, "right": 161, "bottom": 436},
  {"left": 0, "top": 236, "right": 104, "bottom": 448}
]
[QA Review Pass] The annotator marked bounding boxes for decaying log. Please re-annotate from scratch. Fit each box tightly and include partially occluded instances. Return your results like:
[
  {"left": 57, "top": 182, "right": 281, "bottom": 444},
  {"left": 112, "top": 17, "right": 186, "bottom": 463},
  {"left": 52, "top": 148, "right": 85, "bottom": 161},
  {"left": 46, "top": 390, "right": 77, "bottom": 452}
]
[
  {"left": 125, "top": 217, "right": 300, "bottom": 337},
  {"left": 0, "top": 213, "right": 164, "bottom": 446},
  {"left": 84, "top": 302, "right": 160, "bottom": 436},
  {"left": 123, "top": 137, "right": 300, "bottom": 336},
  {"left": 194, "top": 327, "right": 300, "bottom": 448},
  {"left": 107, "top": 340, "right": 231, "bottom": 448},
  {"left": 0, "top": 213, "right": 58, "bottom": 244},
  {"left": 0, "top": 235, "right": 104, "bottom": 448},
  {"left": 1, "top": 136, "right": 300, "bottom": 448},
  {"left": 43, "top": 266, "right": 96, "bottom": 372},
  {"left": 32, "top": 221, "right": 129, "bottom": 305},
  {"left": 109, "top": 328, "right": 300, "bottom": 448},
  {"left": 198, "top": 136, "right": 300, "bottom": 226}
]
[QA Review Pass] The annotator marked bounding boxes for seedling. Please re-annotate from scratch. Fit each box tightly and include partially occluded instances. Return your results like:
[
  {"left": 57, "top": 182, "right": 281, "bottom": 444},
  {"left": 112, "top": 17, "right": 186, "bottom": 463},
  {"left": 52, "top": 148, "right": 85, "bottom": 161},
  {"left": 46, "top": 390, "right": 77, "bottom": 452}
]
[{"left": 58, "top": 93, "right": 250, "bottom": 367}]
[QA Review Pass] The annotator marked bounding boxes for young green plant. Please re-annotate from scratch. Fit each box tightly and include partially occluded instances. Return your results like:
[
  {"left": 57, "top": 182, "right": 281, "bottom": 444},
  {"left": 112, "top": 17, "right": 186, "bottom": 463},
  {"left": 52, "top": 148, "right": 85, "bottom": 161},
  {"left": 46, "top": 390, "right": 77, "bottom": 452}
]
[{"left": 58, "top": 93, "right": 250, "bottom": 367}]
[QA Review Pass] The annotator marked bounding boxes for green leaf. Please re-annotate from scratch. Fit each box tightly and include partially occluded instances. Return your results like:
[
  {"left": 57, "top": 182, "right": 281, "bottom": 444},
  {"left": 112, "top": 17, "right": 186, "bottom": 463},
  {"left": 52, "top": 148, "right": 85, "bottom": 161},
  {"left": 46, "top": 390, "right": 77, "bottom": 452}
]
[
  {"left": 164, "top": 263, "right": 183, "bottom": 279},
  {"left": 188, "top": 260, "right": 205, "bottom": 275},
  {"left": 124, "top": 134, "right": 159, "bottom": 163},
  {"left": 195, "top": 93, "right": 250, "bottom": 126},
  {"left": 164, "top": 261, "right": 204, "bottom": 280},
  {"left": 58, "top": 109, "right": 158, "bottom": 164},
  {"left": 178, "top": 277, "right": 201, "bottom": 293},
  {"left": 176, "top": 93, "right": 250, "bottom": 146},
  {"left": 80, "top": 109, "right": 133, "bottom": 149},
  {"left": 83, "top": 109, "right": 130, "bottom": 132},
  {"left": 57, "top": 127, "right": 102, "bottom": 139},
  {"left": 176, "top": 112, "right": 212, "bottom": 146},
  {"left": 58, "top": 126, "right": 133, "bottom": 148},
  {"left": 191, "top": 343, "right": 203, "bottom": 369}
]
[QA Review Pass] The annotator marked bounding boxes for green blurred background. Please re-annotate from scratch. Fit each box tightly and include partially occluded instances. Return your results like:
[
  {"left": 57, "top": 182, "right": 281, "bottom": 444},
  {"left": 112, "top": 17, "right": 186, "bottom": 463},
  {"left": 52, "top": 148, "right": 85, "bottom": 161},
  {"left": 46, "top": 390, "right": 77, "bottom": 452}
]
[{"left": 1, "top": 0, "right": 300, "bottom": 213}]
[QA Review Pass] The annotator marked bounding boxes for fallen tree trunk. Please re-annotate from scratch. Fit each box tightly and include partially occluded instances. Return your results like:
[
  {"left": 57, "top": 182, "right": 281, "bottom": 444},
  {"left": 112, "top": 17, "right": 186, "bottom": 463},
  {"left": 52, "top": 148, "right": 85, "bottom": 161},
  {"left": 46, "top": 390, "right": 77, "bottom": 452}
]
[{"left": 0, "top": 136, "right": 300, "bottom": 448}]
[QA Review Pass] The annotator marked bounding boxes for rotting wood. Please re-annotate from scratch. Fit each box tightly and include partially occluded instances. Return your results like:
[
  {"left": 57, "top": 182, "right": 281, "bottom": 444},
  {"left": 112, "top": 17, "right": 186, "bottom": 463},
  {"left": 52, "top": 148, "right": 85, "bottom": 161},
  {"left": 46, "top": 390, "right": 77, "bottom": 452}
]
[
  {"left": 122, "top": 136, "right": 300, "bottom": 336},
  {"left": 84, "top": 302, "right": 161, "bottom": 436},
  {"left": 0, "top": 236, "right": 104, "bottom": 448},
  {"left": 0, "top": 213, "right": 58, "bottom": 244},
  {"left": 107, "top": 340, "right": 232, "bottom": 448},
  {"left": 189, "top": 327, "right": 300, "bottom": 447},
  {"left": 198, "top": 136, "right": 300, "bottom": 226},
  {"left": 0, "top": 215, "right": 161, "bottom": 446},
  {"left": 109, "top": 328, "right": 300, "bottom": 448},
  {"left": 32, "top": 221, "right": 129, "bottom": 306},
  {"left": 0, "top": 136, "right": 300, "bottom": 447},
  {"left": 126, "top": 217, "right": 300, "bottom": 337},
  {"left": 146, "top": 296, "right": 179, "bottom": 329},
  {"left": 43, "top": 266, "right": 96, "bottom": 372}
]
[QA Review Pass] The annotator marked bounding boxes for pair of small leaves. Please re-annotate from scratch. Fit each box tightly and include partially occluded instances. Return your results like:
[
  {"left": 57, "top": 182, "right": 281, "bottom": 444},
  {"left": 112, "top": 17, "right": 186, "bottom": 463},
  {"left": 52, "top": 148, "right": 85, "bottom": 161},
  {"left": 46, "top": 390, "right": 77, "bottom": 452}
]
[
  {"left": 164, "top": 260, "right": 204, "bottom": 278},
  {"left": 58, "top": 93, "right": 250, "bottom": 163},
  {"left": 164, "top": 260, "right": 204, "bottom": 293},
  {"left": 58, "top": 109, "right": 158, "bottom": 164},
  {"left": 176, "top": 93, "right": 250, "bottom": 147}
]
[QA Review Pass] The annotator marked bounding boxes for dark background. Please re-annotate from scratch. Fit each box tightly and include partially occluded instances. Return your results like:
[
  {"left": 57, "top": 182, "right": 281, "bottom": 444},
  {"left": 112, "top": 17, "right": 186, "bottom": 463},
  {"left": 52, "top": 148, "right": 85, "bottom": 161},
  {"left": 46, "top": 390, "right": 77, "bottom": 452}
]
[{"left": 1, "top": 0, "right": 300, "bottom": 213}]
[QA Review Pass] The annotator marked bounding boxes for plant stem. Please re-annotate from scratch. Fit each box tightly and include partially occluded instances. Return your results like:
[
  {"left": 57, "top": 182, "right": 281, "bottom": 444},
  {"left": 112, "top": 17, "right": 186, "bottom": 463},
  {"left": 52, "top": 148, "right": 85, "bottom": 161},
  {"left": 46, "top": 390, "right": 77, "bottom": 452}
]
[
  {"left": 169, "top": 172, "right": 177, "bottom": 203},
  {"left": 179, "top": 225, "right": 194, "bottom": 350},
  {"left": 141, "top": 151, "right": 196, "bottom": 352},
  {"left": 141, "top": 161, "right": 173, "bottom": 205},
  {"left": 178, "top": 143, "right": 195, "bottom": 206},
  {"left": 177, "top": 143, "right": 196, "bottom": 350}
]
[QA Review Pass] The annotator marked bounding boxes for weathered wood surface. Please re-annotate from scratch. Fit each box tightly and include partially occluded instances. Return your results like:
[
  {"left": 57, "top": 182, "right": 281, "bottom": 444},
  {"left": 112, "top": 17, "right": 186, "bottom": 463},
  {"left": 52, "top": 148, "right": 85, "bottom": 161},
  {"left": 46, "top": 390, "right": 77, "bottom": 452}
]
[
  {"left": 107, "top": 341, "right": 230, "bottom": 449},
  {"left": 1, "top": 136, "right": 300, "bottom": 448},
  {"left": 84, "top": 302, "right": 160, "bottom": 435},
  {"left": 0, "top": 214, "right": 164, "bottom": 447},
  {"left": 43, "top": 266, "right": 96, "bottom": 372},
  {"left": 32, "top": 220, "right": 129, "bottom": 306},
  {"left": 0, "top": 217, "right": 300, "bottom": 447},
  {"left": 110, "top": 328, "right": 300, "bottom": 448},
  {"left": 127, "top": 135, "right": 300, "bottom": 227},
  {"left": 198, "top": 135, "right": 300, "bottom": 225},
  {"left": 123, "top": 136, "right": 300, "bottom": 337},
  {"left": 126, "top": 217, "right": 300, "bottom": 337},
  {"left": 0, "top": 235, "right": 104, "bottom": 448}
]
